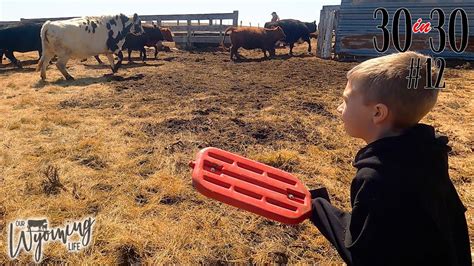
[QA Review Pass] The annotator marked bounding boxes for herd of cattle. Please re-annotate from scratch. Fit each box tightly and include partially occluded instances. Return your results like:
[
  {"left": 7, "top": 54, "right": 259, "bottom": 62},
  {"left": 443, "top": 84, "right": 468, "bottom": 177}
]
[{"left": 0, "top": 13, "right": 317, "bottom": 80}]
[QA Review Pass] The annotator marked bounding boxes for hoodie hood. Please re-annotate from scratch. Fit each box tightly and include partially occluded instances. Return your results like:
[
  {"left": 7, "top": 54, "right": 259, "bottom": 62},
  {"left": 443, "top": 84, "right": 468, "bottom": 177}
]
[{"left": 353, "top": 123, "right": 451, "bottom": 171}]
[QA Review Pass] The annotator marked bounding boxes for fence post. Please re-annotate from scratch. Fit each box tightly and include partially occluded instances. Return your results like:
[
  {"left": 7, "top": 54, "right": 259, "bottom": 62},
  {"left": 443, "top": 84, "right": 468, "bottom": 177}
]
[
  {"left": 186, "top": 19, "right": 192, "bottom": 49},
  {"left": 233, "top": 10, "right": 239, "bottom": 27}
]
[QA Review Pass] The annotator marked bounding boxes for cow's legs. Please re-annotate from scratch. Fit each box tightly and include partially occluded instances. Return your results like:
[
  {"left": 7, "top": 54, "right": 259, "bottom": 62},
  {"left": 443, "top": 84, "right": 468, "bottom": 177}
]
[
  {"left": 39, "top": 52, "right": 55, "bottom": 81},
  {"left": 5, "top": 50, "right": 21, "bottom": 68},
  {"left": 138, "top": 47, "right": 152, "bottom": 60},
  {"left": 113, "top": 51, "right": 124, "bottom": 73},
  {"left": 154, "top": 45, "right": 158, "bottom": 59},
  {"left": 230, "top": 46, "right": 235, "bottom": 60},
  {"left": 127, "top": 49, "right": 133, "bottom": 63},
  {"left": 231, "top": 46, "right": 241, "bottom": 61},
  {"left": 106, "top": 54, "right": 115, "bottom": 71},
  {"left": 289, "top": 43, "right": 295, "bottom": 55},
  {"left": 235, "top": 51, "right": 243, "bottom": 60},
  {"left": 0, "top": 49, "right": 3, "bottom": 64},
  {"left": 55, "top": 55, "right": 74, "bottom": 80},
  {"left": 94, "top": 55, "right": 103, "bottom": 64},
  {"left": 262, "top": 49, "right": 268, "bottom": 59},
  {"left": 269, "top": 48, "right": 276, "bottom": 58},
  {"left": 304, "top": 36, "right": 312, "bottom": 53},
  {"left": 141, "top": 47, "right": 147, "bottom": 62}
]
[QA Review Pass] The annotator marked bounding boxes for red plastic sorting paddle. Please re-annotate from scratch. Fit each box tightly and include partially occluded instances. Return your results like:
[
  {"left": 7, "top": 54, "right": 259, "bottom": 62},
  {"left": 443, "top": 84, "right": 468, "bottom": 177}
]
[{"left": 189, "top": 147, "right": 312, "bottom": 224}]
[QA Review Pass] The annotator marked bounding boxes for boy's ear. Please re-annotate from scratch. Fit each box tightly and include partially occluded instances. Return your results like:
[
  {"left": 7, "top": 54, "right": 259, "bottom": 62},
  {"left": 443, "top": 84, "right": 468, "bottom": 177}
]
[{"left": 373, "top": 103, "right": 389, "bottom": 125}]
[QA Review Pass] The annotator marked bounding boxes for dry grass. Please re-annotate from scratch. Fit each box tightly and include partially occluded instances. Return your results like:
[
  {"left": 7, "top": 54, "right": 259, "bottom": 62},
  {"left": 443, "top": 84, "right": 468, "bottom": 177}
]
[{"left": 0, "top": 42, "right": 472, "bottom": 264}]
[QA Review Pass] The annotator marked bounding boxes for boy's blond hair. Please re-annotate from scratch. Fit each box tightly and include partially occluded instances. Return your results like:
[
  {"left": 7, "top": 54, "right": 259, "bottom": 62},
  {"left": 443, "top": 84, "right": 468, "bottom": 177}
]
[{"left": 347, "top": 51, "right": 440, "bottom": 129}]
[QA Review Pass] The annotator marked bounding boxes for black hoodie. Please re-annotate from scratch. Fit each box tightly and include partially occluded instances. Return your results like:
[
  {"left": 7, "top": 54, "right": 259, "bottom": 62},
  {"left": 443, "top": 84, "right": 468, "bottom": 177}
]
[{"left": 343, "top": 123, "right": 470, "bottom": 265}]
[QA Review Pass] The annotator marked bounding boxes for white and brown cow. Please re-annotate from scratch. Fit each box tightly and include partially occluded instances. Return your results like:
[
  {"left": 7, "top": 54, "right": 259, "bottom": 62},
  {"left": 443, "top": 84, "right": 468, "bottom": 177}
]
[{"left": 37, "top": 13, "right": 143, "bottom": 80}]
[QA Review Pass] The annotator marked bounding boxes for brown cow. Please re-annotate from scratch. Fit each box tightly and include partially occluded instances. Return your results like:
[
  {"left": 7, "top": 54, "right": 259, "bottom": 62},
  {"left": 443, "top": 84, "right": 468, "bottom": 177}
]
[
  {"left": 155, "top": 27, "right": 174, "bottom": 53},
  {"left": 160, "top": 27, "right": 174, "bottom": 42},
  {"left": 222, "top": 26, "right": 286, "bottom": 61}
]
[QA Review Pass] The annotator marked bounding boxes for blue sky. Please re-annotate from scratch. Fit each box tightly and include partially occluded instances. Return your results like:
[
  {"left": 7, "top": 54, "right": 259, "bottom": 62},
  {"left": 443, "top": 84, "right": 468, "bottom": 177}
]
[{"left": 0, "top": 0, "right": 341, "bottom": 26}]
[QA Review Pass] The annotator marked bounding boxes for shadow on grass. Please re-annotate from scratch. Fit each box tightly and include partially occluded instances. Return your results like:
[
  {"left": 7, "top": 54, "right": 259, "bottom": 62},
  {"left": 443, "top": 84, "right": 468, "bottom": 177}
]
[
  {"left": 0, "top": 66, "right": 36, "bottom": 74},
  {"left": 84, "top": 60, "right": 164, "bottom": 70},
  {"left": 231, "top": 52, "right": 314, "bottom": 63},
  {"left": 32, "top": 73, "right": 145, "bottom": 89}
]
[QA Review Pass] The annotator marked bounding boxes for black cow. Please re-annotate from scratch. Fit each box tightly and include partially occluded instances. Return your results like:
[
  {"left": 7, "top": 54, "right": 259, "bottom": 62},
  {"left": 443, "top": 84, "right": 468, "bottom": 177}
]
[
  {"left": 88, "top": 24, "right": 164, "bottom": 64},
  {"left": 123, "top": 24, "right": 164, "bottom": 62},
  {"left": 27, "top": 219, "right": 48, "bottom": 231},
  {"left": 304, "top": 21, "right": 317, "bottom": 34},
  {"left": 0, "top": 23, "right": 42, "bottom": 68},
  {"left": 140, "top": 26, "right": 174, "bottom": 59},
  {"left": 0, "top": 24, "right": 9, "bottom": 64},
  {"left": 264, "top": 19, "right": 312, "bottom": 55},
  {"left": 88, "top": 25, "right": 171, "bottom": 64}
]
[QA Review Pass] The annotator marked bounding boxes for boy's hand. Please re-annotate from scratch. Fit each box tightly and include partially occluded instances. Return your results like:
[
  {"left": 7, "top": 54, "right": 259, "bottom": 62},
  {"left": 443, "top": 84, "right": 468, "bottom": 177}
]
[{"left": 310, "top": 187, "right": 331, "bottom": 203}]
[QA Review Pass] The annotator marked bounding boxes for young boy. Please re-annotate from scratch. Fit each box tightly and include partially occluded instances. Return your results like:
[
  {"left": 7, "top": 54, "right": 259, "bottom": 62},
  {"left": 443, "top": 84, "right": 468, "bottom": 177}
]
[{"left": 309, "top": 51, "right": 471, "bottom": 265}]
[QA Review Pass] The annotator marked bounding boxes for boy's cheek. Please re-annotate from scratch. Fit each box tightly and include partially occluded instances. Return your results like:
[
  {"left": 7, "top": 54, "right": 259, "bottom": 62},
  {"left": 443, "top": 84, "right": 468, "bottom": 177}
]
[
  {"left": 340, "top": 113, "right": 352, "bottom": 134},
  {"left": 341, "top": 112, "right": 358, "bottom": 137}
]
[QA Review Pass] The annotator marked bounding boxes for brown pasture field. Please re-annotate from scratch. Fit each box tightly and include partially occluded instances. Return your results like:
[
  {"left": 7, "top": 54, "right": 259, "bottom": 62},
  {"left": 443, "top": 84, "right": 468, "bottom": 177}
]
[{"left": 0, "top": 41, "right": 472, "bottom": 264}]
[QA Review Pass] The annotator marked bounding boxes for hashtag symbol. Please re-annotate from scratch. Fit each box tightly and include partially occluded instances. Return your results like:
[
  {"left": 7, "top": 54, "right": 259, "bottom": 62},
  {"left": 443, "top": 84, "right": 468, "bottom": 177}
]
[{"left": 406, "top": 58, "right": 422, "bottom": 89}]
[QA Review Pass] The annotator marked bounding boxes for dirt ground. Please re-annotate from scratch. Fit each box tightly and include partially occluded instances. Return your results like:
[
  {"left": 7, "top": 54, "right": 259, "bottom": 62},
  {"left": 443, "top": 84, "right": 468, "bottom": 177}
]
[{"left": 0, "top": 40, "right": 472, "bottom": 264}]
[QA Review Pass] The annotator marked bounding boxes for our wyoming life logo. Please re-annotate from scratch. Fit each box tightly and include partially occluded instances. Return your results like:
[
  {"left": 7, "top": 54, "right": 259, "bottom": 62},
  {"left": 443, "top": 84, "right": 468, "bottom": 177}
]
[{"left": 7, "top": 217, "right": 95, "bottom": 263}]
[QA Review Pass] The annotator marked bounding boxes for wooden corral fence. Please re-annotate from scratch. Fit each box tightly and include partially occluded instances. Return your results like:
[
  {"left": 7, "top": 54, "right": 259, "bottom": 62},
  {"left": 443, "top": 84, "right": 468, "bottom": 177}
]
[
  {"left": 20, "top": 16, "right": 76, "bottom": 23},
  {"left": 316, "top": 5, "right": 340, "bottom": 59},
  {"left": 140, "top": 11, "right": 239, "bottom": 49},
  {"left": 20, "top": 11, "right": 239, "bottom": 49}
]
